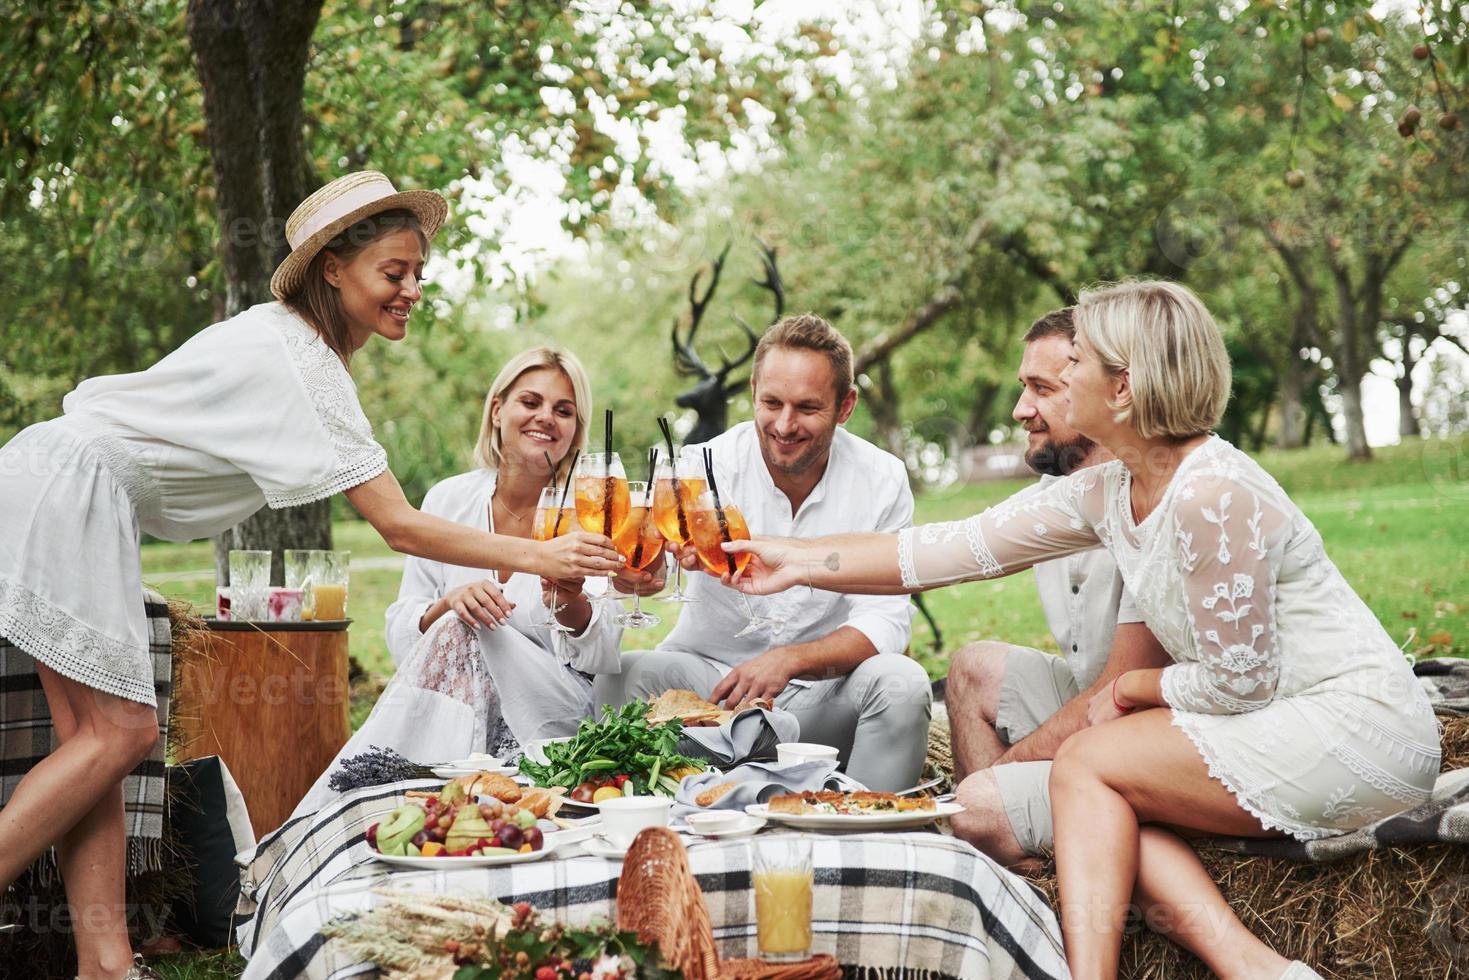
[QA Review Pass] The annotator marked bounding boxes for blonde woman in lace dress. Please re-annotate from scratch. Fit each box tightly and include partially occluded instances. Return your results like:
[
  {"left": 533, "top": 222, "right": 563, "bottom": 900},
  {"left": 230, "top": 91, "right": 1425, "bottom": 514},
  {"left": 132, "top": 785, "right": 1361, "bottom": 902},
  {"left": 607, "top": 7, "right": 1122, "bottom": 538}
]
[
  {"left": 0, "top": 174, "right": 621, "bottom": 980},
  {"left": 719, "top": 280, "right": 1440, "bottom": 980}
]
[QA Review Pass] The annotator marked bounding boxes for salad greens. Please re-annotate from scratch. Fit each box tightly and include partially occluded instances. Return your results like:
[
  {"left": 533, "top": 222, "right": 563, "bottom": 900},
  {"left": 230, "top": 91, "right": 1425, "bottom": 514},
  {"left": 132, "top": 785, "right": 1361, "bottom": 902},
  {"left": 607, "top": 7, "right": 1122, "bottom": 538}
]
[{"left": 518, "top": 701, "right": 706, "bottom": 796}]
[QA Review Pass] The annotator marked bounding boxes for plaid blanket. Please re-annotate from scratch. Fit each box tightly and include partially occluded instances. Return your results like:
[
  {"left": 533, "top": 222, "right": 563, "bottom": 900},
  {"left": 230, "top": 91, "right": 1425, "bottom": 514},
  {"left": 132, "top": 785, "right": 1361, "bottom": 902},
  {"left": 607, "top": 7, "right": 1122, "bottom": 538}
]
[
  {"left": 235, "top": 780, "right": 1069, "bottom": 980},
  {"left": 1417, "top": 657, "right": 1469, "bottom": 716},
  {"left": 0, "top": 589, "right": 171, "bottom": 875}
]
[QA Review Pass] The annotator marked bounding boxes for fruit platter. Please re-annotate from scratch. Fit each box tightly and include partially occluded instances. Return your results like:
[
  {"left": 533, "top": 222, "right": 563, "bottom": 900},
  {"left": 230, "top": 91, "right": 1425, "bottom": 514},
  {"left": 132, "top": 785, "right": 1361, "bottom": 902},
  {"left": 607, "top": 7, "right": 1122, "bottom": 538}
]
[{"left": 366, "top": 769, "right": 566, "bottom": 866}]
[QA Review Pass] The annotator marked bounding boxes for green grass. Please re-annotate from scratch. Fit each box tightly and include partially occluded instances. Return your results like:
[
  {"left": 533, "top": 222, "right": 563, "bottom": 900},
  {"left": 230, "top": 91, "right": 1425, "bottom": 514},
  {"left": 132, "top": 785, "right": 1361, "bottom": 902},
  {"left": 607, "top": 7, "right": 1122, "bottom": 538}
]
[{"left": 135, "top": 436, "right": 1467, "bottom": 973}]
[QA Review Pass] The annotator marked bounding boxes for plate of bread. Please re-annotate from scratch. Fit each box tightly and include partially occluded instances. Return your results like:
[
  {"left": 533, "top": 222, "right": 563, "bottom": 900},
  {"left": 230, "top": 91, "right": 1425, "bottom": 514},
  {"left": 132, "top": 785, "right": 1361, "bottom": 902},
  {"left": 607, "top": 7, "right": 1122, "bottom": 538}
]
[
  {"left": 644, "top": 688, "right": 773, "bottom": 727},
  {"left": 746, "top": 791, "right": 962, "bottom": 831}
]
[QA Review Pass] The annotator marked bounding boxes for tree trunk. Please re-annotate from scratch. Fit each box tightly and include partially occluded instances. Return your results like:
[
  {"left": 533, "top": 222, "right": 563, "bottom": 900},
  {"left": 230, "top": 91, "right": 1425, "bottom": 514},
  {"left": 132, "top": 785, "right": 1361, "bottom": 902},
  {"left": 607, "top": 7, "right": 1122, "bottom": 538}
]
[
  {"left": 1274, "top": 358, "right": 1306, "bottom": 450},
  {"left": 188, "top": 0, "right": 332, "bottom": 588},
  {"left": 965, "top": 380, "right": 1002, "bottom": 448},
  {"left": 1397, "top": 333, "right": 1422, "bottom": 439},
  {"left": 860, "top": 360, "right": 907, "bottom": 466},
  {"left": 1337, "top": 378, "right": 1371, "bottom": 461}
]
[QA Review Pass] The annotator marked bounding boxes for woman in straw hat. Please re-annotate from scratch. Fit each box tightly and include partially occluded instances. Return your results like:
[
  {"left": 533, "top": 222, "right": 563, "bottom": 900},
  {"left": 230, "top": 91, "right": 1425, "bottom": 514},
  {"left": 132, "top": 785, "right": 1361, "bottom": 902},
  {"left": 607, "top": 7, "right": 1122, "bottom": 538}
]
[
  {"left": 715, "top": 280, "right": 1439, "bottom": 980},
  {"left": 0, "top": 171, "right": 622, "bottom": 979}
]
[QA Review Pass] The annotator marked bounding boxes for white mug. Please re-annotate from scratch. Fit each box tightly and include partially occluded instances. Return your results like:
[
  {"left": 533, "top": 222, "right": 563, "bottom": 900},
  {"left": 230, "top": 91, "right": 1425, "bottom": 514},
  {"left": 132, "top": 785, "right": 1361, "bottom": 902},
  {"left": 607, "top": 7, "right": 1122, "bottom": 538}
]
[
  {"left": 597, "top": 796, "right": 673, "bottom": 849},
  {"left": 776, "top": 742, "right": 840, "bottom": 766}
]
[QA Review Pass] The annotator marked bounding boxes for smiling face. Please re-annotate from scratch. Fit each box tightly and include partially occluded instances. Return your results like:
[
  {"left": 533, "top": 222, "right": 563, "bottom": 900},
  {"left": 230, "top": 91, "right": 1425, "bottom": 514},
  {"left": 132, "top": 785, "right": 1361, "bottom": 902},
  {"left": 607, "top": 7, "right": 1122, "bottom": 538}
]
[
  {"left": 322, "top": 228, "right": 427, "bottom": 350},
  {"left": 1062, "top": 330, "right": 1129, "bottom": 443},
  {"left": 751, "top": 347, "right": 857, "bottom": 480},
  {"left": 491, "top": 367, "right": 579, "bottom": 471},
  {"left": 1013, "top": 334, "right": 1096, "bottom": 477}
]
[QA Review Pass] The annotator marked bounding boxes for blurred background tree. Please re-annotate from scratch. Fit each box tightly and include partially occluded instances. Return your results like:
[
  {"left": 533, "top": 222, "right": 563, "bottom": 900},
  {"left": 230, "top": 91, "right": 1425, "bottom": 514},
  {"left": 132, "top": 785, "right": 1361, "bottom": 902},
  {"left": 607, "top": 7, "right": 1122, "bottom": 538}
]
[{"left": 3, "top": 0, "right": 1467, "bottom": 574}]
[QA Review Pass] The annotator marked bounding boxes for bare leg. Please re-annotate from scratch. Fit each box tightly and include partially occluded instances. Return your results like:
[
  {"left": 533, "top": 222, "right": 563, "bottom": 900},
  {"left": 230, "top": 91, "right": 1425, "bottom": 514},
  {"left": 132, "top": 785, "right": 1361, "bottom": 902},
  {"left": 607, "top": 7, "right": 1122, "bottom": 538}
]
[
  {"left": 1133, "top": 826, "right": 1291, "bottom": 979},
  {"left": 945, "top": 641, "right": 1009, "bottom": 778},
  {"left": 1050, "top": 709, "right": 1287, "bottom": 980},
  {"left": 949, "top": 769, "right": 1041, "bottom": 872},
  {"left": 1, "top": 663, "right": 158, "bottom": 979}
]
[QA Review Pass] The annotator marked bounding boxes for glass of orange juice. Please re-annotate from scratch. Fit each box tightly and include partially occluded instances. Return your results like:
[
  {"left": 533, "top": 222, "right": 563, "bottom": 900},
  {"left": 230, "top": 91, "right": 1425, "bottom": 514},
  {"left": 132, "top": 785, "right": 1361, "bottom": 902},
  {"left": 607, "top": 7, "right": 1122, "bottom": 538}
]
[
  {"left": 753, "top": 835, "right": 814, "bottom": 962},
  {"left": 301, "top": 550, "right": 350, "bottom": 621}
]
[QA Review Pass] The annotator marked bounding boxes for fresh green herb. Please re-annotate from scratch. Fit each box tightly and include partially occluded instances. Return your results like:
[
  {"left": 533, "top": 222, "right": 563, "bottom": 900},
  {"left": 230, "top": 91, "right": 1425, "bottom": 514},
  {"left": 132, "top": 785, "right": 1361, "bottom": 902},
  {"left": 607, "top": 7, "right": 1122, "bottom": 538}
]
[{"left": 518, "top": 701, "right": 706, "bottom": 796}]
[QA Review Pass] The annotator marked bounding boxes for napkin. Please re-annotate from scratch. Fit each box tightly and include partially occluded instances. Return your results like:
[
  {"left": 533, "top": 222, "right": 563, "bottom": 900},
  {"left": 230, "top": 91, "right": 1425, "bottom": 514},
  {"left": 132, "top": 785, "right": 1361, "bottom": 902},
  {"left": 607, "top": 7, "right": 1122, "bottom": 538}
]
[
  {"left": 677, "top": 706, "right": 801, "bottom": 766},
  {"left": 674, "top": 759, "right": 866, "bottom": 817}
]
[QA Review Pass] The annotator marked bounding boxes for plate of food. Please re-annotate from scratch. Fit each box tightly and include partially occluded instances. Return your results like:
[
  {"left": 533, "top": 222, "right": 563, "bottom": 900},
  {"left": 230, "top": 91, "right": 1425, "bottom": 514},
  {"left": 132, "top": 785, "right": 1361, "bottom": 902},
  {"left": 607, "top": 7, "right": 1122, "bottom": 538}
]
[
  {"left": 643, "top": 688, "right": 772, "bottom": 728},
  {"left": 365, "top": 771, "right": 568, "bottom": 865},
  {"left": 747, "top": 791, "right": 962, "bottom": 831},
  {"left": 431, "top": 752, "right": 521, "bottom": 778},
  {"left": 517, "top": 701, "right": 712, "bottom": 803}
]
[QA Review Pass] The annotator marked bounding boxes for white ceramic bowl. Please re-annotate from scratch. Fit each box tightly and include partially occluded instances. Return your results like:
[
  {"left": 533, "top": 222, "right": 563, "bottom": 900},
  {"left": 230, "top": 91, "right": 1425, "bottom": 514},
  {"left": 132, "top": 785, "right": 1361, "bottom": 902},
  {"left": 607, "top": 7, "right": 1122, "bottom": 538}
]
[
  {"left": 597, "top": 795, "right": 673, "bottom": 848},
  {"left": 686, "top": 810, "right": 747, "bottom": 834},
  {"left": 776, "top": 742, "right": 840, "bottom": 765}
]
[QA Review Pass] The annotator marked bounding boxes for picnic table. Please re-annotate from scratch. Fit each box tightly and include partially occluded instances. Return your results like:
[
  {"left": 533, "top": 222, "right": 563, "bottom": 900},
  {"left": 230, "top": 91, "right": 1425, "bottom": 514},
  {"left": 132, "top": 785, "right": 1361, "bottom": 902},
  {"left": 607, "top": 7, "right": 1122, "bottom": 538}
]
[{"left": 235, "top": 780, "right": 1069, "bottom": 980}]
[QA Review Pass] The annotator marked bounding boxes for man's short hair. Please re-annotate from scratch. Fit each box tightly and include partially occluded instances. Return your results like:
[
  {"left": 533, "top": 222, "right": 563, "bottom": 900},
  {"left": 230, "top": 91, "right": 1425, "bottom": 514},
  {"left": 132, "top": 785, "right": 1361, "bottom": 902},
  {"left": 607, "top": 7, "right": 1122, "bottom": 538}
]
[
  {"left": 754, "top": 313, "right": 854, "bottom": 402},
  {"left": 1022, "top": 307, "right": 1075, "bottom": 344}
]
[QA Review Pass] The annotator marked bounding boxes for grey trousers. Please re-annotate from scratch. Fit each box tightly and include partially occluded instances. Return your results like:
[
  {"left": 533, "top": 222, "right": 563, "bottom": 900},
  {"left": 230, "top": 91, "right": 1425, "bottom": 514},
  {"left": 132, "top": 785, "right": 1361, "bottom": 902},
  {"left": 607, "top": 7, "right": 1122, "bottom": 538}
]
[{"left": 593, "top": 650, "right": 932, "bottom": 792}]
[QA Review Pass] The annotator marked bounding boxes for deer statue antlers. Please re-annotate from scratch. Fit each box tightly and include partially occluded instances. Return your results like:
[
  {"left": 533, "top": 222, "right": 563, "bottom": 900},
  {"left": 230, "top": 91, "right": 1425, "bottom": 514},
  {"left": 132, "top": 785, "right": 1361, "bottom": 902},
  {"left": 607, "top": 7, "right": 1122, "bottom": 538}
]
[{"left": 671, "top": 238, "right": 785, "bottom": 445}]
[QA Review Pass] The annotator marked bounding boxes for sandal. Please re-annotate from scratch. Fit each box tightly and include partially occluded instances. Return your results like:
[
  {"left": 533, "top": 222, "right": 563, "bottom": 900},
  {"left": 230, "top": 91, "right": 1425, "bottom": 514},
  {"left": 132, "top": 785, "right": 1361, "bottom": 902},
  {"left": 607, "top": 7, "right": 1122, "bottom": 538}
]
[{"left": 76, "top": 954, "right": 164, "bottom": 980}]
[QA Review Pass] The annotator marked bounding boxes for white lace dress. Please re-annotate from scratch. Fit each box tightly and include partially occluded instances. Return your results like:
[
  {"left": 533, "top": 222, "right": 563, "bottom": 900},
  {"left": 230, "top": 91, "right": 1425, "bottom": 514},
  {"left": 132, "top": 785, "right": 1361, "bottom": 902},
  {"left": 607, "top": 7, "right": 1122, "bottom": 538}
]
[
  {"left": 0, "top": 302, "right": 387, "bottom": 706},
  {"left": 899, "top": 436, "right": 1440, "bottom": 840}
]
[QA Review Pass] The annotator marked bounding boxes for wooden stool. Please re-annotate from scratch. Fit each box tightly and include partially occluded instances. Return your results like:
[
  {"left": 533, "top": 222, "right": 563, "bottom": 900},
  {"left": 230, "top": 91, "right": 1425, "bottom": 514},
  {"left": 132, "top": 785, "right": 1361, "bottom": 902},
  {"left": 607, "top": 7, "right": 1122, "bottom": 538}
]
[{"left": 173, "top": 619, "right": 350, "bottom": 838}]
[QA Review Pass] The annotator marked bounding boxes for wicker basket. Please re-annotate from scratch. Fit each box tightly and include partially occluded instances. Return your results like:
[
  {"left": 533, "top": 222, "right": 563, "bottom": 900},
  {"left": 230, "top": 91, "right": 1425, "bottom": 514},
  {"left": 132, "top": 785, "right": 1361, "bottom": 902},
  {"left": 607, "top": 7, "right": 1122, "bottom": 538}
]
[{"left": 617, "top": 828, "right": 841, "bottom": 980}]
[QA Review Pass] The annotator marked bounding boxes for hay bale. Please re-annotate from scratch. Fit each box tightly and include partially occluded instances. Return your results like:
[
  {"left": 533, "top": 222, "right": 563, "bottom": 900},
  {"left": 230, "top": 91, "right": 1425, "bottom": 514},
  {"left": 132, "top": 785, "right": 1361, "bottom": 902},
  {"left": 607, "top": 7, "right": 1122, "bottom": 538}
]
[
  {"left": 1022, "top": 843, "right": 1469, "bottom": 979},
  {"left": 1019, "top": 715, "right": 1469, "bottom": 979},
  {"left": 922, "top": 713, "right": 954, "bottom": 793}
]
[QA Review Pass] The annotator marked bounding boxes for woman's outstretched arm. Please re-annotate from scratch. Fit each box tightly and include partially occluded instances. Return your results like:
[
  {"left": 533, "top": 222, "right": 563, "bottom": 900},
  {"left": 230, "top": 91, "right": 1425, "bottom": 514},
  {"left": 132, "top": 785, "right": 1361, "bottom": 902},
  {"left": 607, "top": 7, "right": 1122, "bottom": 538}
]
[{"left": 345, "top": 470, "right": 622, "bottom": 580}]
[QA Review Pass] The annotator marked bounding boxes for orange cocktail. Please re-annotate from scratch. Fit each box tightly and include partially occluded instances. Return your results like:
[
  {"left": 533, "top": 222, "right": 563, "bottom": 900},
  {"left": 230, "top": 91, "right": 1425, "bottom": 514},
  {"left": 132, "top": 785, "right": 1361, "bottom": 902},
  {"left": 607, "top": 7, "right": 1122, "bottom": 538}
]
[{"left": 688, "top": 493, "right": 751, "bottom": 577}]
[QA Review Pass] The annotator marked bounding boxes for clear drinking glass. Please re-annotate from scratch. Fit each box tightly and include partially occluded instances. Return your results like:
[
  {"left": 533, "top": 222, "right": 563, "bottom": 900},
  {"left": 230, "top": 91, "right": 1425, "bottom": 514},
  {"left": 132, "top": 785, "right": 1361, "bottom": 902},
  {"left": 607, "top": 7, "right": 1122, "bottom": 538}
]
[
  {"left": 533, "top": 486, "right": 578, "bottom": 633},
  {"left": 228, "top": 549, "right": 270, "bottom": 622},
  {"left": 312, "top": 550, "right": 350, "bottom": 620},
  {"left": 687, "top": 491, "right": 783, "bottom": 637},
  {"left": 652, "top": 448, "right": 706, "bottom": 604},
  {"left": 753, "top": 835, "right": 814, "bottom": 963},
  {"left": 612, "top": 481, "right": 663, "bottom": 628}
]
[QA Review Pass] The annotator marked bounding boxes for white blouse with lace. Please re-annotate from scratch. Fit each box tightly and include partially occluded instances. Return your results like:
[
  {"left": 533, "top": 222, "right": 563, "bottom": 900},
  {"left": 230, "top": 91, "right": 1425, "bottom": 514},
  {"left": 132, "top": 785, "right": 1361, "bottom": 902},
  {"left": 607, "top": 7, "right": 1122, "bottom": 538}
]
[
  {"left": 898, "top": 436, "right": 1440, "bottom": 840},
  {"left": 0, "top": 302, "right": 388, "bottom": 705}
]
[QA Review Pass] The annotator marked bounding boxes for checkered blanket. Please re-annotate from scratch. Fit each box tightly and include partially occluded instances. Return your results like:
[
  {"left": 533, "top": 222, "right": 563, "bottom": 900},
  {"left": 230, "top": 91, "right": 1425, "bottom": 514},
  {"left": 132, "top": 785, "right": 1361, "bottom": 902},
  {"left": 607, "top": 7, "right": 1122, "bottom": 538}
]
[
  {"left": 0, "top": 589, "right": 172, "bottom": 875},
  {"left": 235, "top": 781, "right": 1069, "bottom": 979}
]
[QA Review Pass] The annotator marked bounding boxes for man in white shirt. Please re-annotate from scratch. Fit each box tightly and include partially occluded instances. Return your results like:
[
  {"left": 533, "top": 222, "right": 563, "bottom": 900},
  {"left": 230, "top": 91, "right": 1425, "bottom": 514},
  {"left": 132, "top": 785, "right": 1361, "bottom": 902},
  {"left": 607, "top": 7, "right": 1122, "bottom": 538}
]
[
  {"left": 945, "top": 308, "right": 1170, "bottom": 866},
  {"left": 599, "top": 314, "right": 930, "bottom": 791}
]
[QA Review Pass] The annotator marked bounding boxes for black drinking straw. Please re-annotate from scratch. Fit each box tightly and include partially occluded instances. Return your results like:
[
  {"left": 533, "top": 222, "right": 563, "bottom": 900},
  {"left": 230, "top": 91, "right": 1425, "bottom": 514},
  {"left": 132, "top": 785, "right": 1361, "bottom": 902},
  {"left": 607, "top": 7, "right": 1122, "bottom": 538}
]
[
  {"left": 631, "top": 446, "right": 658, "bottom": 569},
  {"left": 555, "top": 449, "right": 579, "bottom": 536},
  {"left": 543, "top": 450, "right": 557, "bottom": 483},
  {"left": 702, "top": 447, "right": 737, "bottom": 576},
  {"left": 657, "top": 417, "right": 689, "bottom": 540},
  {"left": 602, "top": 409, "right": 615, "bottom": 538}
]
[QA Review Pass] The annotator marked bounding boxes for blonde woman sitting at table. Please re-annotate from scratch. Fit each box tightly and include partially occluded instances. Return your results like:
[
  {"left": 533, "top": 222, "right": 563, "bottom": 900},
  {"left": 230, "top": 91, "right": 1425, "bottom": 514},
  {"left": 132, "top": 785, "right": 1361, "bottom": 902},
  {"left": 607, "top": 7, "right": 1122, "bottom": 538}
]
[
  {"left": 295, "top": 347, "right": 638, "bottom": 817},
  {"left": 717, "top": 280, "right": 1440, "bottom": 980}
]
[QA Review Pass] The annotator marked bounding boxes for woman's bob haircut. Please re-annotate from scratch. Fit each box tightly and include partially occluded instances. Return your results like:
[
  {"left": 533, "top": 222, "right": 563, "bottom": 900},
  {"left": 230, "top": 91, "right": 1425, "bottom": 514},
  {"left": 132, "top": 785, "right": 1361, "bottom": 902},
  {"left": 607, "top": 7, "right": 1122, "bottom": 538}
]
[
  {"left": 474, "top": 346, "right": 592, "bottom": 475},
  {"left": 1073, "top": 279, "right": 1231, "bottom": 441}
]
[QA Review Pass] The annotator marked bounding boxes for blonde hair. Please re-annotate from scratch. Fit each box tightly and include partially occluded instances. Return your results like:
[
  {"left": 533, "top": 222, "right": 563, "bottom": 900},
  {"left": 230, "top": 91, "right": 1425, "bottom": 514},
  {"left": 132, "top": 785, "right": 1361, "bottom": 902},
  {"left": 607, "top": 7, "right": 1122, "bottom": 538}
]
[
  {"left": 1073, "top": 279, "right": 1231, "bottom": 440},
  {"left": 473, "top": 346, "right": 592, "bottom": 474}
]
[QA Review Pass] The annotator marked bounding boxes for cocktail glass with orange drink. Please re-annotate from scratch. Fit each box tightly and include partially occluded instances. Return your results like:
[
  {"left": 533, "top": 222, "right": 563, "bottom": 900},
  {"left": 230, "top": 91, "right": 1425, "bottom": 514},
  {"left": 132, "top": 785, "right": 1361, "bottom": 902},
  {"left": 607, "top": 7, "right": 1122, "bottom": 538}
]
[
  {"left": 612, "top": 481, "right": 664, "bottom": 628},
  {"left": 533, "top": 486, "right": 579, "bottom": 632},
  {"left": 687, "top": 490, "right": 783, "bottom": 637},
  {"left": 652, "top": 448, "right": 705, "bottom": 604}
]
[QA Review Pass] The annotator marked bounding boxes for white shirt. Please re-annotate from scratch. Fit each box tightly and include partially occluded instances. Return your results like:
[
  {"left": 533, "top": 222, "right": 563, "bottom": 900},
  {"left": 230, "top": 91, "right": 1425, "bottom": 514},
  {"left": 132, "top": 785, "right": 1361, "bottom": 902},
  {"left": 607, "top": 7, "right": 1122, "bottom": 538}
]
[
  {"left": 1032, "top": 474, "right": 1143, "bottom": 689},
  {"left": 659, "top": 422, "right": 915, "bottom": 666},
  {"left": 383, "top": 469, "right": 620, "bottom": 672},
  {"left": 57, "top": 301, "right": 387, "bottom": 542}
]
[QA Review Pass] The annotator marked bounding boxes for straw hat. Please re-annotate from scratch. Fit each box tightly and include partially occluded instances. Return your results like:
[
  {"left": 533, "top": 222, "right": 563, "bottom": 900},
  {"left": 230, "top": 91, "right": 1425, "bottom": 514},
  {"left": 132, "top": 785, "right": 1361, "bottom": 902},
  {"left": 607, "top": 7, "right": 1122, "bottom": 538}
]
[{"left": 270, "top": 171, "right": 448, "bottom": 301}]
